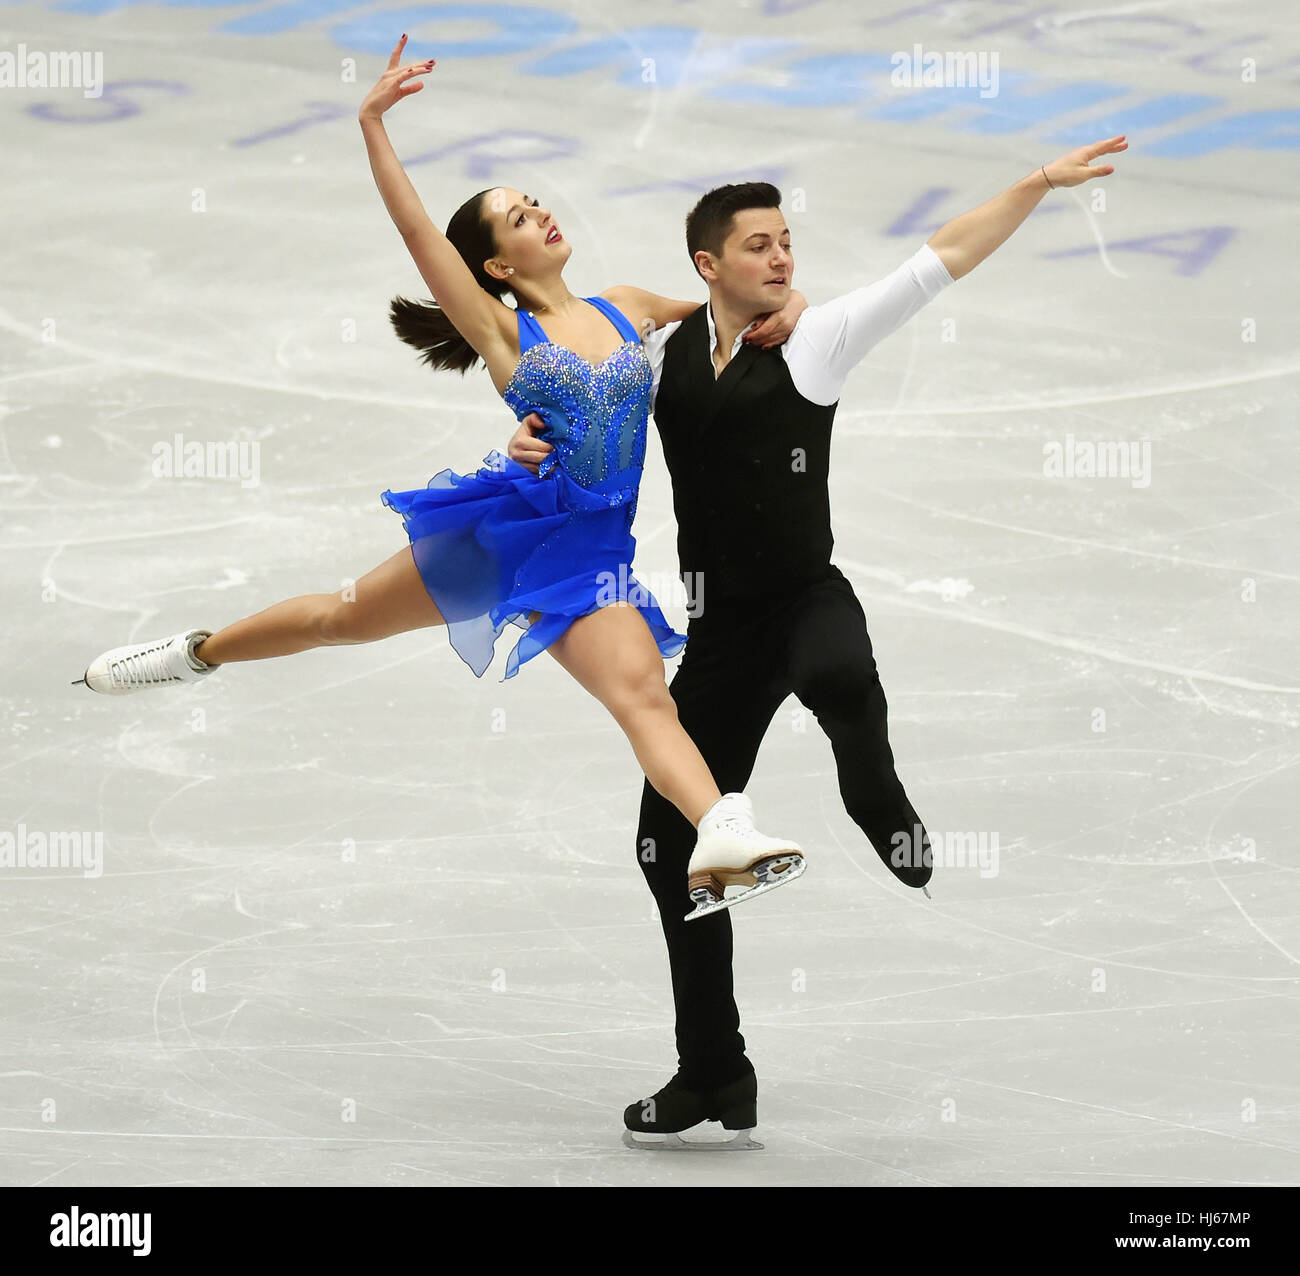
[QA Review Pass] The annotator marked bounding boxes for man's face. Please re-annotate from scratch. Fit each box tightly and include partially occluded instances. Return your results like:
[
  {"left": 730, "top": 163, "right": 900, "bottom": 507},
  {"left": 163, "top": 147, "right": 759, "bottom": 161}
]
[{"left": 696, "top": 207, "right": 793, "bottom": 313}]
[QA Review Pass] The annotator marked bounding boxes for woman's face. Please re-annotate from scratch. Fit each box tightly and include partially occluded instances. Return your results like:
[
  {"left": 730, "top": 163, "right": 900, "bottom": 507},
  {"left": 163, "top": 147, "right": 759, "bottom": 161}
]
[{"left": 484, "top": 186, "right": 572, "bottom": 281}]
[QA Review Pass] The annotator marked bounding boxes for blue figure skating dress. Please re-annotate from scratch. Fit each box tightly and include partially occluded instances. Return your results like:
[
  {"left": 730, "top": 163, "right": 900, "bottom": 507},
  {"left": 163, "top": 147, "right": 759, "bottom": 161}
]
[{"left": 381, "top": 296, "right": 687, "bottom": 681}]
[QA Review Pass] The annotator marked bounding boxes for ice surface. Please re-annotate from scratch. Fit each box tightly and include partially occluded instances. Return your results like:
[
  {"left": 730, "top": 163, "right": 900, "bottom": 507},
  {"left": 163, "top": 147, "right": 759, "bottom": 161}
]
[{"left": 1, "top": 0, "right": 1296, "bottom": 1185}]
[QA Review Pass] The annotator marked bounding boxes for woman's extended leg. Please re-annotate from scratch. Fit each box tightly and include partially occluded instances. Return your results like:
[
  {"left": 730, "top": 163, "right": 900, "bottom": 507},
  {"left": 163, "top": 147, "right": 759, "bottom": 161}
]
[
  {"left": 195, "top": 546, "right": 451, "bottom": 665},
  {"left": 545, "top": 601, "right": 720, "bottom": 828}
]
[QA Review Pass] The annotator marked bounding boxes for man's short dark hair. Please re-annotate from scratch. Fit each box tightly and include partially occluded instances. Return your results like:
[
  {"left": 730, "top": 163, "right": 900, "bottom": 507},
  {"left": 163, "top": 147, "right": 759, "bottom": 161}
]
[{"left": 685, "top": 182, "right": 783, "bottom": 279}]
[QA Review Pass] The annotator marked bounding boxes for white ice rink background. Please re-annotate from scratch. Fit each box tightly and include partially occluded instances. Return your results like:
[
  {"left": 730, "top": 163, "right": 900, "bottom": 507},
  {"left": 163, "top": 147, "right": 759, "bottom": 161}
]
[{"left": 1, "top": 0, "right": 1297, "bottom": 1185}]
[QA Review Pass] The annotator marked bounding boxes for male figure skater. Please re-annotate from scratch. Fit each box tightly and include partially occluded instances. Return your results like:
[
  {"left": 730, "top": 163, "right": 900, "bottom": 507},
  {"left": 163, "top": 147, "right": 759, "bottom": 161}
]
[{"left": 509, "top": 137, "right": 1127, "bottom": 1147}]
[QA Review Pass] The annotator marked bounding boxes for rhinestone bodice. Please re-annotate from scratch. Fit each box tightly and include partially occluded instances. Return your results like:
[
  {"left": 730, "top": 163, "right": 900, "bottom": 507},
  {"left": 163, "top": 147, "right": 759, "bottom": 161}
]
[{"left": 502, "top": 299, "right": 653, "bottom": 519}]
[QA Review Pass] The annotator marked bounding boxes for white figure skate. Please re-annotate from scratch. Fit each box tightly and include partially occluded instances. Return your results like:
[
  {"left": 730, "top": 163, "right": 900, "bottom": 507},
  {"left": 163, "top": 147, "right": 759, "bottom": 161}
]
[
  {"left": 684, "top": 792, "right": 805, "bottom": 922},
  {"left": 73, "top": 629, "right": 216, "bottom": 695}
]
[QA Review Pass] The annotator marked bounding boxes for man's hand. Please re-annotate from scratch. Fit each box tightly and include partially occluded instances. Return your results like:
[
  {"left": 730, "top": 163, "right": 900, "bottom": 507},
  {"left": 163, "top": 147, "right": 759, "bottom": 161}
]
[
  {"left": 1043, "top": 134, "right": 1127, "bottom": 188},
  {"left": 928, "top": 134, "right": 1127, "bottom": 280},
  {"left": 742, "top": 289, "right": 809, "bottom": 348},
  {"left": 507, "top": 412, "right": 554, "bottom": 474}
]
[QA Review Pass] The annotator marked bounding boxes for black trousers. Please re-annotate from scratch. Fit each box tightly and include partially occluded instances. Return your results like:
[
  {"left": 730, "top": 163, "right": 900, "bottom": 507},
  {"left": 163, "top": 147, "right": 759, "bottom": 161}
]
[{"left": 634, "top": 564, "right": 932, "bottom": 1089}]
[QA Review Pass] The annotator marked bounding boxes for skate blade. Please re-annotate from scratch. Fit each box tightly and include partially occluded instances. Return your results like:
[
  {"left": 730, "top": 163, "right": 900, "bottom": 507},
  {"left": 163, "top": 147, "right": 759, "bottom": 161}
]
[
  {"left": 684, "top": 854, "right": 805, "bottom": 922},
  {"left": 621, "top": 1128, "right": 763, "bottom": 1152}
]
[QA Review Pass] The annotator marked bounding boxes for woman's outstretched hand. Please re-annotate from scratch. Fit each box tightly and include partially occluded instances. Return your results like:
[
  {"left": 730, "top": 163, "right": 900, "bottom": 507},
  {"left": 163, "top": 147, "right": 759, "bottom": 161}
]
[
  {"left": 743, "top": 288, "right": 809, "bottom": 348},
  {"left": 508, "top": 413, "right": 554, "bottom": 475},
  {"left": 359, "top": 34, "right": 436, "bottom": 123},
  {"left": 1043, "top": 135, "right": 1127, "bottom": 188}
]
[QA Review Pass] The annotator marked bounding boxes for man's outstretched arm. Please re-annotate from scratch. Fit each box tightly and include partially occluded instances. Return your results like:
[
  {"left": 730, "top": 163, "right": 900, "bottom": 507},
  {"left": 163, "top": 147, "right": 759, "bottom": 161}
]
[{"left": 927, "top": 134, "right": 1127, "bottom": 281}]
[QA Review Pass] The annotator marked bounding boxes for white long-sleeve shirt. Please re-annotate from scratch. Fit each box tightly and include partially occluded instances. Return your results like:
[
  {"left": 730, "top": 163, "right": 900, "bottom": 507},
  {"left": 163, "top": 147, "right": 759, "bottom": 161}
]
[{"left": 641, "top": 242, "right": 955, "bottom": 408}]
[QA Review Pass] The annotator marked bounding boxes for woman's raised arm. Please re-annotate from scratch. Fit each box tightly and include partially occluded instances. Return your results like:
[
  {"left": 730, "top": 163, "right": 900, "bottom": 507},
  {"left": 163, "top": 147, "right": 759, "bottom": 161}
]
[{"left": 359, "top": 37, "right": 508, "bottom": 362}]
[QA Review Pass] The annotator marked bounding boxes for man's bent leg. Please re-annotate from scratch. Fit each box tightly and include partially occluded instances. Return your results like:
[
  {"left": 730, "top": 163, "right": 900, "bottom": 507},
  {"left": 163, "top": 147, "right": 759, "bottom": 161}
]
[{"left": 786, "top": 575, "right": 933, "bottom": 889}]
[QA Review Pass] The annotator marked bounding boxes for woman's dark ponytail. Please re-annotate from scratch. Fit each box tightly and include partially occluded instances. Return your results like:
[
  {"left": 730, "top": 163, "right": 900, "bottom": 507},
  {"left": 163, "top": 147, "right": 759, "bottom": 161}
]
[{"left": 389, "top": 188, "right": 510, "bottom": 375}]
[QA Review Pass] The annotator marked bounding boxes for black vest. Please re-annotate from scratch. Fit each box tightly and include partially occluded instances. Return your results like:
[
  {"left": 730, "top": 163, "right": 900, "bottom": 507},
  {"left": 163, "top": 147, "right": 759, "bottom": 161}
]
[{"left": 654, "top": 304, "right": 839, "bottom": 601}]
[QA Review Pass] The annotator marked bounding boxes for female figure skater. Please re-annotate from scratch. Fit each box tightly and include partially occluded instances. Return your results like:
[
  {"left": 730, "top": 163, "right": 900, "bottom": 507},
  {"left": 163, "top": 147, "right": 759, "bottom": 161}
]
[{"left": 73, "top": 37, "right": 809, "bottom": 920}]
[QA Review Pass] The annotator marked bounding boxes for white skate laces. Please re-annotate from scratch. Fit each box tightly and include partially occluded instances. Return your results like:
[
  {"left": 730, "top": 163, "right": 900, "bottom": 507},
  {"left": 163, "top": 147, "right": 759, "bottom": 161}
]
[
  {"left": 74, "top": 629, "right": 216, "bottom": 695},
  {"left": 684, "top": 792, "right": 806, "bottom": 922}
]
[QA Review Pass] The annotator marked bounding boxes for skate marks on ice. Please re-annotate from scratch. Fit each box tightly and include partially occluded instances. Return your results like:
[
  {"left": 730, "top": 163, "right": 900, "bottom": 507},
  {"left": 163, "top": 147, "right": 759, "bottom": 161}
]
[
  {"left": 622, "top": 1127, "right": 763, "bottom": 1151},
  {"left": 2, "top": 0, "right": 1299, "bottom": 1187}
]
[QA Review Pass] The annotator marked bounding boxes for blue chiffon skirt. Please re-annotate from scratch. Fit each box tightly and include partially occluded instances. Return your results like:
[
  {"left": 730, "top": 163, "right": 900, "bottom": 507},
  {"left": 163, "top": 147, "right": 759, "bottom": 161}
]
[{"left": 381, "top": 450, "right": 687, "bottom": 681}]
